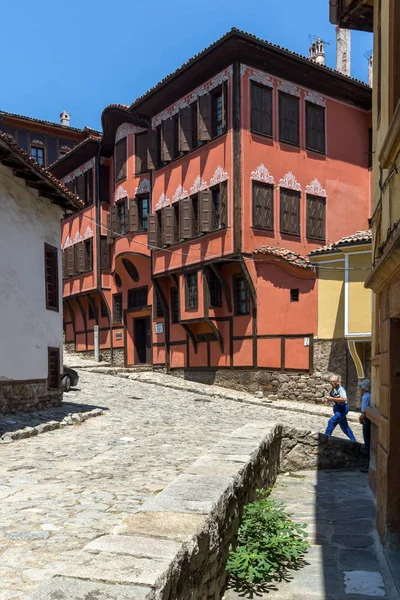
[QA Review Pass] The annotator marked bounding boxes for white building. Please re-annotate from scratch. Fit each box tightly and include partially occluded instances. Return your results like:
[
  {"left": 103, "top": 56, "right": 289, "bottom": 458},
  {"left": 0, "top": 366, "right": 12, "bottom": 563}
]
[{"left": 0, "top": 133, "right": 83, "bottom": 413}]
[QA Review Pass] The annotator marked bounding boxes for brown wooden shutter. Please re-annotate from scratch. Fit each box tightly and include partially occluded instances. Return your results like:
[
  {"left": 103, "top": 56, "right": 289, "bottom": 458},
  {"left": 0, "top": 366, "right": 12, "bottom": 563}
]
[
  {"left": 179, "top": 107, "right": 192, "bottom": 152},
  {"left": 100, "top": 237, "right": 111, "bottom": 270},
  {"left": 76, "top": 242, "right": 86, "bottom": 273},
  {"left": 279, "top": 93, "right": 299, "bottom": 145},
  {"left": 221, "top": 83, "right": 227, "bottom": 132},
  {"left": 162, "top": 119, "right": 174, "bottom": 161},
  {"left": 148, "top": 214, "right": 158, "bottom": 248},
  {"left": 135, "top": 133, "right": 147, "bottom": 174},
  {"left": 253, "top": 182, "right": 274, "bottom": 229},
  {"left": 147, "top": 129, "right": 158, "bottom": 170},
  {"left": 111, "top": 204, "right": 119, "bottom": 236},
  {"left": 75, "top": 174, "right": 85, "bottom": 201},
  {"left": 280, "top": 189, "right": 300, "bottom": 235},
  {"left": 99, "top": 165, "right": 110, "bottom": 204},
  {"left": 251, "top": 82, "right": 262, "bottom": 132},
  {"left": 62, "top": 250, "right": 67, "bottom": 279},
  {"left": 66, "top": 246, "right": 75, "bottom": 277},
  {"left": 199, "top": 189, "right": 212, "bottom": 232},
  {"left": 115, "top": 138, "right": 127, "bottom": 180},
  {"left": 107, "top": 212, "right": 113, "bottom": 245},
  {"left": 129, "top": 198, "right": 139, "bottom": 232},
  {"left": 181, "top": 198, "right": 193, "bottom": 239},
  {"left": 306, "top": 103, "right": 325, "bottom": 154},
  {"left": 251, "top": 83, "right": 273, "bottom": 136},
  {"left": 198, "top": 94, "right": 212, "bottom": 141},
  {"left": 220, "top": 181, "right": 228, "bottom": 228},
  {"left": 306, "top": 195, "right": 326, "bottom": 240},
  {"left": 86, "top": 168, "right": 94, "bottom": 204},
  {"left": 164, "top": 206, "right": 174, "bottom": 245}
]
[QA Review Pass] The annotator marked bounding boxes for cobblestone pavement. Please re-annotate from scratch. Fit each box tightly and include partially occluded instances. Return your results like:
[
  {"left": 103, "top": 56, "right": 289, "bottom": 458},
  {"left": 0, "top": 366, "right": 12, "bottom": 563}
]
[
  {"left": 0, "top": 368, "right": 363, "bottom": 599},
  {"left": 225, "top": 470, "right": 399, "bottom": 600}
]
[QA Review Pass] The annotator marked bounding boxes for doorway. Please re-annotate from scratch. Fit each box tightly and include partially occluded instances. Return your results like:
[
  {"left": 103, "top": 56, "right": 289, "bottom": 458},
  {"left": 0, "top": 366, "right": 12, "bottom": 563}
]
[{"left": 134, "top": 316, "right": 151, "bottom": 364}]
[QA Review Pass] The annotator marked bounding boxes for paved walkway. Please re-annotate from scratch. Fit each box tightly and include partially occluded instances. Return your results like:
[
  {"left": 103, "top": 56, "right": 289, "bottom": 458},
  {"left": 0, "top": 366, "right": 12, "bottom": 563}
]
[
  {"left": 224, "top": 470, "right": 399, "bottom": 599},
  {"left": 0, "top": 367, "right": 363, "bottom": 599}
]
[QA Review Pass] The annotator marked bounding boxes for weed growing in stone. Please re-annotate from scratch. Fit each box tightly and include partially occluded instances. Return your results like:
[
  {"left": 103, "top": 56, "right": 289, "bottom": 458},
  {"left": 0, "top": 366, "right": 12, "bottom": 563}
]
[{"left": 226, "top": 489, "right": 309, "bottom": 586}]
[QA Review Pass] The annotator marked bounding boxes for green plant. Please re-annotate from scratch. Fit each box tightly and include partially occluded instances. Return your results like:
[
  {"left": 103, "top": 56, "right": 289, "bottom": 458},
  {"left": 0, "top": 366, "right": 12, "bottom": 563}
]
[{"left": 226, "top": 489, "right": 309, "bottom": 585}]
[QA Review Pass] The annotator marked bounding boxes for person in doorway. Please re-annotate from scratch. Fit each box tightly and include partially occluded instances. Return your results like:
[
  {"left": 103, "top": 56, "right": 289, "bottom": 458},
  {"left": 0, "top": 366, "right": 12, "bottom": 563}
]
[
  {"left": 359, "top": 379, "right": 371, "bottom": 473},
  {"left": 324, "top": 374, "right": 356, "bottom": 441}
]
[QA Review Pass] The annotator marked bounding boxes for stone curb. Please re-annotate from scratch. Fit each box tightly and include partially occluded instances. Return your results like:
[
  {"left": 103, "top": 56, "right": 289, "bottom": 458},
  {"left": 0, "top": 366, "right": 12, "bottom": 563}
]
[{"left": 0, "top": 408, "right": 103, "bottom": 443}]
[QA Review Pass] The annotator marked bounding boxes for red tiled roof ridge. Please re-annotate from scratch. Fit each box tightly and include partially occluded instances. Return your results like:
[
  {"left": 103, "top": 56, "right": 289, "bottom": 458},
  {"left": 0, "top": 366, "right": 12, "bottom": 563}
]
[
  {"left": 309, "top": 230, "right": 372, "bottom": 255},
  {"left": 0, "top": 109, "right": 101, "bottom": 136},
  {"left": 0, "top": 132, "right": 84, "bottom": 210},
  {"left": 253, "top": 245, "right": 314, "bottom": 270}
]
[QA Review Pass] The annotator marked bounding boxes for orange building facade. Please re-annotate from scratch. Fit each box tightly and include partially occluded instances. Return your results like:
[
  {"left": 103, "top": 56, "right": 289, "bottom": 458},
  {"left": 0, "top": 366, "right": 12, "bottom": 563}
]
[{"left": 51, "top": 30, "right": 372, "bottom": 398}]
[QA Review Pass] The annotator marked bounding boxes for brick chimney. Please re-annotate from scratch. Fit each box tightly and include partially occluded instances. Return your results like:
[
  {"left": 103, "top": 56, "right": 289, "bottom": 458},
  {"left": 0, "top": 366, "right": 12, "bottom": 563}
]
[
  {"left": 60, "top": 110, "right": 71, "bottom": 127},
  {"left": 309, "top": 38, "right": 325, "bottom": 66},
  {"left": 336, "top": 26, "right": 351, "bottom": 76}
]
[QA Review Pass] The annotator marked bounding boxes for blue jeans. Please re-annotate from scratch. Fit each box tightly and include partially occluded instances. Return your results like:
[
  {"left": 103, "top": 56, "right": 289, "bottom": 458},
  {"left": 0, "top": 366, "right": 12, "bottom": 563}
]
[{"left": 325, "top": 403, "right": 356, "bottom": 441}]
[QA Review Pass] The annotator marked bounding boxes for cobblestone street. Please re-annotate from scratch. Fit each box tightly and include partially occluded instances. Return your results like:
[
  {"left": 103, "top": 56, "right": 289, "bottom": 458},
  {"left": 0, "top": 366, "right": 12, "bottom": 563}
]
[{"left": 0, "top": 368, "right": 363, "bottom": 599}]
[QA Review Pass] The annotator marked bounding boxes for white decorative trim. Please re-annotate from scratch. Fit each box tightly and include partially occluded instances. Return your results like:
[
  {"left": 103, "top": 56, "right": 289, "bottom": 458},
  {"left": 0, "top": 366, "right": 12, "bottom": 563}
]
[
  {"left": 31, "top": 139, "right": 44, "bottom": 146},
  {"left": 135, "top": 178, "right": 151, "bottom": 195},
  {"left": 152, "top": 66, "right": 233, "bottom": 128},
  {"left": 277, "top": 80, "right": 300, "bottom": 97},
  {"left": 250, "top": 164, "right": 275, "bottom": 185},
  {"left": 73, "top": 231, "right": 83, "bottom": 244},
  {"left": 172, "top": 184, "right": 188, "bottom": 203},
  {"left": 304, "top": 90, "right": 326, "bottom": 107},
  {"left": 59, "top": 145, "right": 72, "bottom": 152},
  {"left": 115, "top": 185, "right": 128, "bottom": 201},
  {"left": 305, "top": 178, "right": 327, "bottom": 197},
  {"left": 83, "top": 226, "right": 94, "bottom": 239},
  {"left": 209, "top": 166, "right": 228, "bottom": 187},
  {"left": 155, "top": 193, "right": 171, "bottom": 210},
  {"left": 279, "top": 171, "right": 302, "bottom": 191},
  {"left": 63, "top": 157, "right": 95, "bottom": 183},
  {"left": 241, "top": 65, "right": 274, "bottom": 88},
  {"left": 62, "top": 235, "right": 73, "bottom": 249},
  {"left": 116, "top": 123, "right": 146, "bottom": 142},
  {"left": 190, "top": 176, "right": 208, "bottom": 195}
]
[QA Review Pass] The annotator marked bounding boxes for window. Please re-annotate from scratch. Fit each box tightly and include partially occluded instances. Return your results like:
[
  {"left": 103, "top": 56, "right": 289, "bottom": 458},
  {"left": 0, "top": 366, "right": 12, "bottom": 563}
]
[
  {"left": 212, "top": 187, "right": 222, "bottom": 229},
  {"left": 44, "top": 243, "right": 59, "bottom": 311},
  {"left": 290, "top": 288, "right": 299, "bottom": 302},
  {"left": 208, "top": 269, "right": 222, "bottom": 307},
  {"left": 280, "top": 188, "right": 300, "bottom": 236},
  {"left": 88, "top": 298, "right": 96, "bottom": 320},
  {"left": 212, "top": 88, "right": 225, "bottom": 136},
  {"left": 191, "top": 102, "right": 198, "bottom": 148},
  {"left": 192, "top": 195, "right": 199, "bottom": 236},
  {"left": 185, "top": 273, "right": 198, "bottom": 309},
  {"left": 173, "top": 203, "right": 181, "bottom": 243},
  {"left": 210, "top": 182, "right": 227, "bottom": 231},
  {"left": 48, "top": 347, "right": 60, "bottom": 389},
  {"left": 113, "top": 293, "right": 123, "bottom": 323},
  {"left": 136, "top": 132, "right": 148, "bottom": 174},
  {"left": 100, "top": 237, "right": 110, "bottom": 271},
  {"left": 170, "top": 287, "right": 180, "bottom": 323},
  {"left": 279, "top": 92, "right": 299, "bottom": 146},
  {"left": 233, "top": 275, "right": 250, "bottom": 316},
  {"left": 306, "top": 103, "right": 326, "bottom": 154},
  {"left": 100, "top": 298, "right": 108, "bottom": 318},
  {"left": 154, "top": 289, "right": 164, "bottom": 318},
  {"left": 138, "top": 196, "right": 149, "bottom": 231},
  {"left": 115, "top": 138, "right": 127, "bottom": 181},
  {"left": 306, "top": 194, "right": 326, "bottom": 240},
  {"left": 252, "top": 181, "right": 274, "bottom": 230},
  {"left": 128, "top": 286, "right": 148, "bottom": 309},
  {"left": 117, "top": 199, "right": 127, "bottom": 235},
  {"left": 84, "top": 239, "right": 92, "bottom": 272},
  {"left": 31, "top": 145, "right": 45, "bottom": 166},
  {"left": 250, "top": 82, "right": 273, "bottom": 136}
]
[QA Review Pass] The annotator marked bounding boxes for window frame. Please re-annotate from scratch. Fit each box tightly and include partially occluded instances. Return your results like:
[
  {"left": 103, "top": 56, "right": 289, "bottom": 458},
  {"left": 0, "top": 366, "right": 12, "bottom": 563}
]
[
  {"left": 250, "top": 81, "right": 273, "bottom": 138},
  {"left": 185, "top": 272, "right": 198, "bottom": 310},
  {"left": 47, "top": 347, "right": 60, "bottom": 390},
  {"left": 138, "top": 195, "right": 149, "bottom": 232},
  {"left": 44, "top": 243, "right": 59, "bottom": 312},
  {"left": 113, "top": 293, "right": 123, "bottom": 324},
  {"left": 305, "top": 102, "right": 326, "bottom": 155},
  {"left": 306, "top": 194, "right": 326, "bottom": 241},
  {"left": 127, "top": 285, "right": 148, "bottom": 310},
  {"left": 31, "top": 144, "right": 45, "bottom": 166},
  {"left": 279, "top": 188, "right": 301, "bottom": 237},
  {"left": 233, "top": 274, "right": 251, "bottom": 316},
  {"left": 116, "top": 198, "right": 128, "bottom": 236},
  {"left": 252, "top": 180, "right": 274, "bottom": 231},
  {"left": 278, "top": 92, "right": 300, "bottom": 147},
  {"left": 208, "top": 268, "right": 223, "bottom": 308}
]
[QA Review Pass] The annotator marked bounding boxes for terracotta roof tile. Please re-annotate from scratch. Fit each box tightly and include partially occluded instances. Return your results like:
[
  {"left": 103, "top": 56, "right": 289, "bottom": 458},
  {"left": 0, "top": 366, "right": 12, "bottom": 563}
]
[
  {"left": 0, "top": 109, "right": 101, "bottom": 136},
  {"left": 309, "top": 230, "right": 372, "bottom": 255},
  {"left": 253, "top": 245, "right": 314, "bottom": 270},
  {"left": 0, "top": 132, "right": 84, "bottom": 211}
]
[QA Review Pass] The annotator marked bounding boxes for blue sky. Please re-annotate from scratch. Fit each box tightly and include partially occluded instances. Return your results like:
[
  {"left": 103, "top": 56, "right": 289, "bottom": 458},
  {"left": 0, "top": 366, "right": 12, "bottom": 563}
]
[{"left": 0, "top": 0, "right": 372, "bottom": 131}]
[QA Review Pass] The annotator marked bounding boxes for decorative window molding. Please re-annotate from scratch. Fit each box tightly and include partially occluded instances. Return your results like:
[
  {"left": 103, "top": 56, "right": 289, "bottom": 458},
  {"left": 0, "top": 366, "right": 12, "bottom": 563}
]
[
  {"left": 83, "top": 226, "right": 94, "bottom": 239},
  {"left": 31, "top": 139, "right": 44, "bottom": 146},
  {"left": 209, "top": 166, "right": 229, "bottom": 187},
  {"left": 304, "top": 91, "right": 326, "bottom": 107},
  {"left": 135, "top": 178, "right": 151, "bottom": 195},
  {"left": 63, "top": 157, "right": 95, "bottom": 184},
  {"left": 115, "top": 185, "right": 128, "bottom": 201},
  {"left": 155, "top": 193, "right": 171, "bottom": 210},
  {"left": 241, "top": 65, "right": 274, "bottom": 88},
  {"left": 116, "top": 123, "right": 146, "bottom": 143},
  {"left": 279, "top": 171, "right": 302, "bottom": 191},
  {"left": 190, "top": 176, "right": 208, "bottom": 195},
  {"left": 62, "top": 235, "right": 73, "bottom": 249},
  {"left": 305, "top": 178, "right": 327, "bottom": 197},
  {"left": 73, "top": 231, "right": 83, "bottom": 244},
  {"left": 172, "top": 184, "right": 188, "bottom": 203},
  {"left": 152, "top": 66, "right": 233, "bottom": 128},
  {"left": 250, "top": 164, "right": 275, "bottom": 185},
  {"left": 277, "top": 80, "right": 301, "bottom": 97},
  {"left": 59, "top": 145, "right": 72, "bottom": 152}
]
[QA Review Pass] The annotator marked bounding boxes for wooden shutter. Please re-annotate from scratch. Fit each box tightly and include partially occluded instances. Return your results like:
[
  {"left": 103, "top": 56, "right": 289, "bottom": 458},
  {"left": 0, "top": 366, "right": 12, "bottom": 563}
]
[
  {"left": 99, "top": 165, "right": 110, "bottom": 204},
  {"left": 75, "top": 174, "right": 85, "bottom": 201},
  {"left": 129, "top": 198, "right": 139, "bottom": 232},
  {"left": 253, "top": 182, "right": 274, "bottom": 229},
  {"left": 279, "top": 93, "right": 299, "bottom": 146},
  {"left": 306, "top": 103, "right": 325, "bottom": 154},
  {"left": 100, "top": 237, "right": 111, "bottom": 270},
  {"left": 162, "top": 119, "right": 174, "bottom": 162},
  {"left": 306, "top": 195, "right": 326, "bottom": 240},
  {"left": 115, "top": 138, "right": 127, "bottom": 180},
  {"left": 280, "top": 189, "right": 300, "bottom": 235},
  {"left": 147, "top": 129, "right": 158, "bottom": 170},
  {"left": 62, "top": 251, "right": 68, "bottom": 279},
  {"left": 148, "top": 214, "right": 158, "bottom": 248},
  {"left": 179, "top": 107, "right": 192, "bottom": 152},
  {"left": 251, "top": 82, "right": 273, "bottom": 136},
  {"left": 181, "top": 197, "right": 193, "bottom": 239},
  {"left": 111, "top": 204, "right": 119, "bottom": 236},
  {"left": 66, "top": 246, "right": 75, "bottom": 277},
  {"left": 220, "top": 181, "right": 228, "bottom": 228},
  {"left": 198, "top": 94, "right": 212, "bottom": 141},
  {"left": 107, "top": 212, "right": 113, "bottom": 245},
  {"left": 199, "top": 189, "right": 212, "bottom": 232},
  {"left": 221, "top": 83, "right": 227, "bottom": 132},
  {"left": 76, "top": 242, "right": 86, "bottom": 273},
  {"left": 164, "top": 206, "right": 174, "bottom": 245},
  {"left": 135, "top": 133, "right": 147, "bottom": 174},
  {"left": 251, "top": 82, "right": 262, "bottom": 132}
]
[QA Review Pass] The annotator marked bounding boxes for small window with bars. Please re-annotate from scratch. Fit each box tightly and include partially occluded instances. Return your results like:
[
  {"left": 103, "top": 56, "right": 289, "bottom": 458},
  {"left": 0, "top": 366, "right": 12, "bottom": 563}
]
[
  {"left": 170, "top": 287, "right": 180, "bottom": 323},
  {"left": 233, "top": 275, "right": 250, "bottom": 316},
  {"left": 128, "top": 286, "right": 148, "bottom": 310},
  {"left": 290, "top": 288, "right": 299, "bottom": 302},
  {"left": 208, "top": 268, "right": 222, "bottom": 307},
  {"left": 252, "top": 181, "right": 274, "bottom": 230},
  {"left": 113, "top": 293, "right": 123, "bottom": 323},
  {"left": 185, "top": 272, "right": 198, "bottom": 310},
  {"left": 44, "top": 243, "right": 59, "bottom": 311},
  {"left": 48, "top": 347, "right": 60, "bottom": 389}
]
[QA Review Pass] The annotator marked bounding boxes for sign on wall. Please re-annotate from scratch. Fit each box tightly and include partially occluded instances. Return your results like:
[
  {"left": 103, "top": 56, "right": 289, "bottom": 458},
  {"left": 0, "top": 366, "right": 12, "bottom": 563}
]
[{"left": 155, "top": 322, "right": 164, "bottom": 334}]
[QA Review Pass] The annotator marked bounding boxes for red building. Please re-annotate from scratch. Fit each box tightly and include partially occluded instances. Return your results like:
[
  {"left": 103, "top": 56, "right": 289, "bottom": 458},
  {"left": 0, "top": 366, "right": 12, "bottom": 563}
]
[{"left": 51, "top": 29, "right": 372, "bottom": 398}]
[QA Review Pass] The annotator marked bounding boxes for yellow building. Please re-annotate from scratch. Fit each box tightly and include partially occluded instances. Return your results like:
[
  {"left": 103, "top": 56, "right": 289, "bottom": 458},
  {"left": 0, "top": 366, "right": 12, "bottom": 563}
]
[
  {"left": 330, "top": 0, "right": 400, "bottom": 548},
  {"left": 310, "top": 231, "right": 372, "bottom": 407}
]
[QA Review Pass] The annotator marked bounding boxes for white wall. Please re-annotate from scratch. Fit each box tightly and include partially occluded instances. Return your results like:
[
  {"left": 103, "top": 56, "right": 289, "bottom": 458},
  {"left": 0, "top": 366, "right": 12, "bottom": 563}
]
[{"left": 0, "top": 164, "right": 63, "bottom": 381}]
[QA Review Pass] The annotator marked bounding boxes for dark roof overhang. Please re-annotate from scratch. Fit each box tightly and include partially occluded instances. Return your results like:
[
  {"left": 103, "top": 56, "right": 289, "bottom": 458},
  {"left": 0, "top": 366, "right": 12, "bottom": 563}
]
[
  {"left": 329, "top": 0, "right": 373, "bottom": 32},
  {"left": 49, "top": 138, "right": 100, "bottom": 179},
  {"left": 101, "top": 106, "right": 150, "bottom": 157}
]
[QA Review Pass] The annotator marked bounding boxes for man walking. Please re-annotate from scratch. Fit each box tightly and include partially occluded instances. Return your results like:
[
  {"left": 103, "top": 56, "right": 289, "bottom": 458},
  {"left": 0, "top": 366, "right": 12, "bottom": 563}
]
[
  {"left": 359, "top": 379, "right": 371, "bottom": 472},
  {"left": 324, "top": 374, "right": 356, "bottom": 441}
]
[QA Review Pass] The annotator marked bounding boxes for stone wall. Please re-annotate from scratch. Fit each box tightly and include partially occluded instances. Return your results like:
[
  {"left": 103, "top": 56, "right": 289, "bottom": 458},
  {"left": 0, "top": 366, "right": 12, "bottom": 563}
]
[
  {"left": 0, "top": 380, "right": 62, "bottom": 415},
  {"left": 63, "top": 345, "right": 125, "bottom": 366}
]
